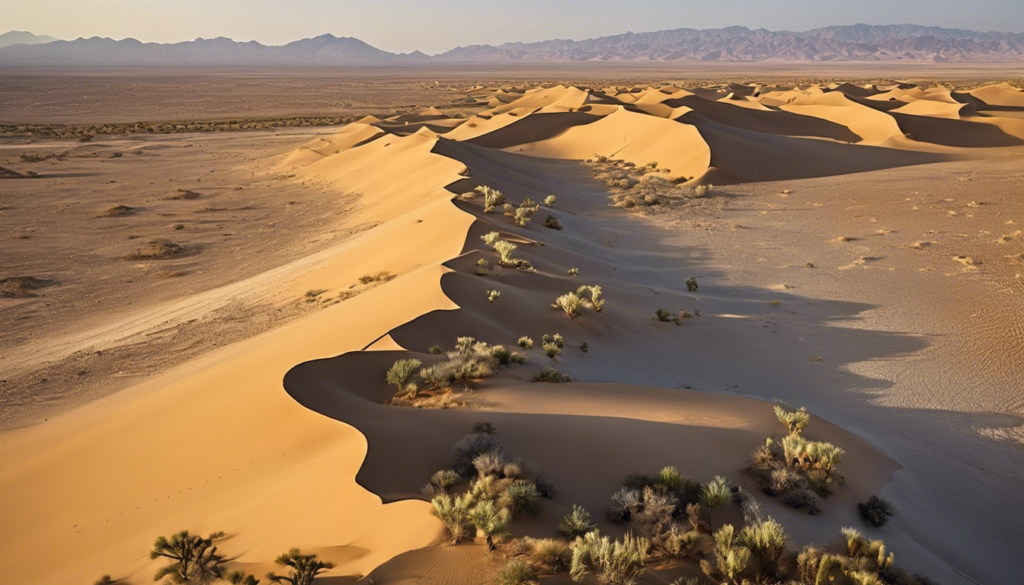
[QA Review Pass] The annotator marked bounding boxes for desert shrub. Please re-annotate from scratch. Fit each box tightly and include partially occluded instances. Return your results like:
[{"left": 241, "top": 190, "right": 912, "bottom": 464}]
[
  {"left": 662, "top": 527, "right": 707, "bottom": 559},
  {"left": 552, "top": 333, "right": 565, "bottom": 347},
  {"left": 767, "top": 467, "right": 802, "bottom": 496},
  {"left": 494, "top": 240, "right": 518, "bottom": 265},
  {"left": 542, "top": 342, "right": 562, "bottom": 358},
  {"left": 492, "top": 345, "right": 513, "bottom": 365},
  {"left": 608, "top": 487, "right": 642, "bottom": 522},
  {"left": 570, "top": 531, "right": 650, "bottom": 585},
  {"left": 796, "top": 545, "right": 823, "bottom": 584},
  {"left": 700, "top": 476, "right": 732, "bottom": 527},
  {"left": 842, "top": 527, "right": 894, "bottom": 570},
  {"left": 473, "top": 421, "right": 496, "bottom": 434},
  {"left": 568, "top": 268, "right": 579, "bottom": 276},
  {"left": 430, "top": 493, "right": 473, "bottom": 544},
  {"left": 630, "top": 487, "right": 679, "bottom": 548},
  {"left": 477, "top": 185, "right": 506, "bottom": 213},
  {"left": 266, "top": 549, "right": 335, "bottom": 585},
  {"left": 656, "top": 466, "right": 683, "bottom": 492},
  {"left": 495, "top": 559, "right": 537, "bottom": 585},
  {"left": 580, "top": 341, "right": 589, "bottom": 353},
  {"left": 700, "top": 525, "right": 750, "bottom": 585},
  {"left": 859, "top": 495, "right": 895, "bottom": 527},
  {"left": 359, "top": 271, "right": 394, "bottom": 285},
  {"left": 518, "top": 336, "right": 534, "bottom": 348},
  {"left": 504, "top": 203, "right": 515, "bottom": 216},
  {"left": 774, "top": 405, "right": 810, "bottom": 435},
  {"left": 469, "top": 500, "right": 511, "bottom": 551},
  {"left": 477, "top": 258, "right": 491, "bottom": 275},
  {"left": 150, "top": 531, "right": 225, "bottom": 585},
  {"left": 738, "top": 518, "right": 788, "bottom": 580},
  {"left": 560, "top": 505, "right": 598, "bottom": 539},
  {"left": 692, "top": 184, "right": 712, "bottom": 198},
  {"left": 515, "top": 200, "right": 539, "bottom": 227},
  {"left": 503, "top": 462, "right": 523, "bottom": 479},
  {"left": 503, "top": 481, "right": 542, "bottom": 517},
  {"left": 419, "top": 363, "right": 456, "bottom": 390},
  {"left": 575, "top": 285, "right": 605, "bottom": 311},
  {"left": 686, "top": 277, "right": 699, "bottom": 292},
  {"left": 544, "top": 195, "right": 557, "bottom": 206},
  {"left": 488, "top": 290, "right": 501, "bottom": 303},
  {"left": 536, "top": 476, "right": 558, "bottom": 499},
  {"left": 553, "top": 292, "right": 585, "bottom": 319},
  {"left": 783, "top": 489, "right": 821, "bottom": 515},
  {"left": 474, "top": 451, "right": 510, "bottom": 476},
  {"left": 655, "top": 309, "right": 678, "bottom": 323},
  {"left": 386, "top": 359, "right": 422, "bottom": 395},
  {"left": 482, "top": 231, "right": 502, "bottom": 247},
  {"left": 534, "top": 366, "right": 571, "bottom": 383},
  {"left": 453, "top": 432, "right": 503, "bottom": 476},
  {"left": 543, "top": 214, "right": 563, "bottom": 230},
  {"left": 428, "top": 344, "right": 444, "bottom": 355},
  {"left": 525, "top": 537, "right": 572, "bottom": 573}
]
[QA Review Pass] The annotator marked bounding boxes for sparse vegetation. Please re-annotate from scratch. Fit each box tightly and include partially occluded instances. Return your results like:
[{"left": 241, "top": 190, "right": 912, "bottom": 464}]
[
  {"left": 123, "top": 239, "right": 187, "bottom": 260},
  {"left": 266, "top": 549, "right": 334, "bottom": 585},
  {"left": 543, "top": 195, "right": 556, "bottom": 207},
  {"left": 518, "top": 336, "right": 534, "bottom": 349},
  {"left": 477, "top": 258, "right": 491, "bottom": 275},
  {"left": 543, "top": 342, "right": 562, "bottom": 358},
  {"left": 553, "top": 292, "right": 585, "bottom": 319},
  {"left": 686, "top": 277, "right": 698, "bottom": 292},
  {"left": 477, "top": 185, "right": 506, "bottom": 213},
  {"left": 385, "top": 359, "right": 422, "bottom": 396},
  {"left": 496, "top": 559, "right": 537, "bottom": 585},
  {"left": 543, "top": 214, "right": 563, "bottom": 230},
  {"left": 150, "top": 530, "right": 225, "bottom": 585},
  {"left": 560, "top": 505, "right": 598, "bottom": 539},
  {"left": 569, "top": 530, "right": 650, "bottom": 585},
  {"left": 774, "top": 405, "right": 810, "bottom": 435},
  {"left": 859, "top": 495, "right": 895, "bottom": 527},
  {"left": 488, "top": 289, "right": 502, "bottom": 303},
  {"left": 533, "top": 366, "right": 571, "bottom": 383},
  {"left": 568, "top": 268, "right": 579, "bottom": 276},
  {"left": 576, "top": 285, "right": 605, "bottom": 311},
  {"left": 431, "top": 493, "right": 473, "bottom": 544},
  {"left": 359, "top": 271, "right": 394, "bottom": 285}
]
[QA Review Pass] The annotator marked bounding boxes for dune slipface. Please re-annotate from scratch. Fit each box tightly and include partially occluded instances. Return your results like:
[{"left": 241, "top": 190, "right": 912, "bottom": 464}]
[{"left": 3, "top": 80, "right": 1024, "bottom": 585}]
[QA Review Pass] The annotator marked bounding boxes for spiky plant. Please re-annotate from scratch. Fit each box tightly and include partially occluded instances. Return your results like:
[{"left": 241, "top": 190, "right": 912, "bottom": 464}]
[
  {"left": 427, "top": 344, "right": 444, "bottom": 355},
  {"left": 859, "top": 495, "right": 895, "bottom": 527},
  {"left": 544, "top": 195, "right": 557, "bottom": 206},
  {"left": 430, "top": 469, "right": 462, "bottom": 491},
  {"left": 553, "top": 333, "right": 565, "bottom": 347},
  {"left": 473, "top": 451, "right": 508, "bottom": 477},
  {"left": 738, "top": 518, "right": 788, "bottom": 580},
  {"left": 796, "top": 545, "right": 823, "bottom": 584},
  {"left": 515, "top": 204, "right": 537, "bottom": 227},
  {"left": 527, "top": 538, "right": 572, "bottom": 573},
  {"left": 150, "top": 531, "right": 225, "bottom": 585},
  {"left": 502, "top": 481, "right": 541, "bottom": 517},
  {"left": 774, "top": 405, "right": 810, "bottom": 435},
  {"left": 655, "top": 466, "right": 683, "bottom": 492},
  {"left": 569, "top": 530, "right": 650, "bottom": 585},
  {"left": 430, "top": 493, "right": 473, "bottom": 545},
  {"left": 495, "top": 559, "right": 537, "bottom": 585},
  {"left": 553, "top": 292, "right": 584, "bottom": 319},
  {"left": 700, "top": 476, "right": 732, "bottom": 527},
  {"left": 476, "top": 185, "right": 506, "bottom": 212},
  {"left": 385, "top": 359, "right": 421, "bottom": 395},
  {"left": 468, "top": 500, "right": 510, "bottom": 551},
  {"left": 481, "top": 231, "right": 502, "bottom": 247},
  {"left": 663, "top": 527, "right": 706, "bottom": 559},
  {"left": 476, "top": 258, "right": 491, "bottom": 275},
  {"left": 607, "top": 487, "right": 642, "bottom": 523},
  {"left": 266, "top": 549, "right": 334, "bottom": 585},
  {"left": 494, "top": 240, "right": 518, "bottom": 266},
  {"left": 703, "top": 525, "right": 750, "bottom": 585},
  {"left": 518, "top": 336, "right": 534, "bottom": 349},
  {"left": 543, "top": 342, "right": 562, "bottom": 358},
  {"left": 487, "top": 290, "right": 501, "bottom": 303},
  {"left": 533, "top": 366, "right": 571, "bottom": 382},
  {"left": 560, "top": 505, "right": 598, "bottom": 539}
]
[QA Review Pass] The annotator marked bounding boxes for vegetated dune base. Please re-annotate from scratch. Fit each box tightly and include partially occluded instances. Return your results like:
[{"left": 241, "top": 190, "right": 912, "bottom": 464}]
[{"left": 2, "top": 79, "right": 1024, "bottom": 585}]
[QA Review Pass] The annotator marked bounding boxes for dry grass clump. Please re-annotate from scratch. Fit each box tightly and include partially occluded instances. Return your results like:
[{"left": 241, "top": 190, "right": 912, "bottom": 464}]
[
  {"left": 514, "top": 198, "right": 540, "bottom": 227},
  {"left": 495, "top": 559, "right": 536, "bottom": 585},
  {"left": 553, "top": 292, "right": 584, "bottom": 319},
  {"left": 359, "top": 271, "right": 394, "bottom": 285},
  {"left": 165, "top": 189, "right": 201, "bottom": 200},
  {"left": 533, "top": 366, "right": 571, "bottom": 383},
  {"left": 122, "top": 239, "right": 188, "bottom": 260},
  {"left": 0, "top": 276, "right": 56, "bottom": 298},
  {"left": 543, "top": 195, "right": 557, "bottom": 207},
  {"left": 490, "top": 239, "right": 533, "bottom": 270},
  {"left": 517, "top": 336, "right": 533, "bottom": 349}
]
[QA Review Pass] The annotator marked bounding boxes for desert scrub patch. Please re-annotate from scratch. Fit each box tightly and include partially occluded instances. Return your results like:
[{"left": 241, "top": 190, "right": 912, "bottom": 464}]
[
  {"left": 476, "top": 185, "right": 505, "bottom": 213},
  {"left": 542, "top": 342, "right": 562, "bottom": 358},
  {"left": 568, "top": 267, "right": 579, "bottom": 276},
  {"left": 552, "top": 292, "right": 584, "bottom": 319},
  {"left": 543, "top": 214, "right": 563, "bottom": 230},
  {"left": 99, "top": 204, "right": 136, "bottom": 218},
  {"left": 533, "top": 366, "right": 570, "bottom": 383},
  {"left": 543, "top": 195, "right": 556, "bottom": 207},
  {"left": 487, "top": 290, "right": 501, "bottom": 303},
  {"left": 517, "top": 336, "right": 533, "bottom": 349},
  {"left": 123, "top": 239, "right": 190, "bottom": 260},
  {"left": 0, "top": 276, "right": 57, "bottom": 298},
  {"left": 165, "top": 189, "right": 201, "bottom": 200},
  {"left": 359, "top": 271, "right": 395, "bottom": 285},
  {"left": 476, "top": 258, "right": 490, "bottom": 275},
  {"left": 858, "top": 495, "right": 894, "bottom": 527}
]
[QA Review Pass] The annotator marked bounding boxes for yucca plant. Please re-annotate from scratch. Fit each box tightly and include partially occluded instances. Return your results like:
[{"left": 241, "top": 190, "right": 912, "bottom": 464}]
[
  {"left": 702, "top": 525, "right": 750, "bottom": 585},
  {"left": 468, "top": 500, "right": 510, "bottom": 551},
  {"left": 266, "top": 549, "right": 335, "bottom": 585},
  {"left": 487, "top": 290, "right": 501, "bottom": 303},
  {"left": 553, "top": 292, "right": 584, "bottom": 318},
  {"left": 502, "top": 481, "right": 541, "bottom": 517},
  {"left": 774, "top": 405, "right": 810, "bottom": 435},
  {"left": 495, "top": 559, "right": 537, "bottom": 585},
  {"left": 569, "top": 530, "right": 650, "bottom": 585},
  {"left": 663, "top": 527, "right": 706, "bottom": 559},
  {"left": 544, "top": 195, "right": 557, "bottom": 206},
  {"left": 738, "top": 518, "right": 788, "bottom": 580},
  {"left": 796, "top": 545, "right": 823, "bottom": 584},
  {"left": 607, "top": 487, "right": 642, "bottom": 523},
  {"left": 385, "top": 359, "right": 422, "bottom": 396},
  {"left": 430, "top": 493, "right": 473, "bottom": 544},
  {"left": 518, "top": 336, "right": 534, "bottom": 349},
  {"left": 560, "top": 505, "right": 598, "bottom": 539},
  {"left": 700, "top": 476, "right": 732, "bottom": 527},
  {"left": 150, "top": 530, "right": 225, "bottom": 585}
]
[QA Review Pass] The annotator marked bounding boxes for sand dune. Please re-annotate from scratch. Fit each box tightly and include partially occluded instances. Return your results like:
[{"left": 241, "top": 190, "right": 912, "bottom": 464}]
[{"left": 4, "top": 79, "right": 1024, "bottom": 585}]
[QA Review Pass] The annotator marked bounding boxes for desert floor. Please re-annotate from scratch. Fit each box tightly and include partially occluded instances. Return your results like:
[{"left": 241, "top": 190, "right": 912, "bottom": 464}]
[{"left": 2, "top": 73, "right": 1023, "bottom": 585}]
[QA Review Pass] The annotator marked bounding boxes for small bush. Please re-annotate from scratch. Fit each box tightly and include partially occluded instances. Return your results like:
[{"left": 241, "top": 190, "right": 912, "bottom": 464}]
[
  {"left": 533, "top": 366, "right": 571, "bottom": 383},
  {"left": 481, "top": 231, "right": 502, "bottom": 247},
  {"left": 518, "top": 336, "right": 534, "bottom": 349},
  {"left": 428, "top": 344, "right": 444, "bottom": 355},
  {"left": 492, "top": 345, "right": 513, "bottom": 365},
  {"left": 495, "top": 559, "right": 536, "bottom": 585},
  {"left": 430, "top": 469, "right": 462, "bottom": 490},
  {"left": 453, "top": 433, "right": 503, "bottom": 476},
  {"left": 608, "top": 487, "right": 642, "bottom": 522},
  {"left": 774, "top": 405, "right": 810, "bottom": 435},
  {"left": 543, "top": 215, "right": 563, "bottom": 230},
  {"left": 386, "top": 359, "right": 422, "bottom": 395},
  {"left": 502, "top": 481, "right": 541, "bottom": 517},
  {"left": 570, "top": 531, "right": 650, "bottom": 585},
  {"left": 576, "top": 285, "right": 605, "bottom": 311},
  {"left": 535, "top": 477, "right": 558, "bottom": 499},
  {"left": 553, "top": 292, "right": 584, "bottom": 319},
  {"left": 542, "top": 342, "right": 562, "bottom": 358},
  {"left": 579, "top": 341, "right": 589, "bottom": 353},
  {"left": 783, "top": 489, "right": 821, "bottom": 515},
  {"left": 686, "top": 277, "right": 699, "bottom": 292},
  {"left": 543, "top": 195, "right": 556, "bottom": 207},
  {"left": 477, "top": 185, "right": 506, "bottom": 213},
  {"left": 477, "top": 258, "right": 491, "bottom": 275},
  {"left": 560, "top": 505, "right": 598, "bottom": 539},
  {"left": 568, "top": 268, "right": 579, "bottom": 276},
  {"left": 431, "top": 493, "right": 473, "bottom": 544},
  {"left": 488, "top": 290, "right": 501, "bottom": 303},
  {"left": 859, "top": 496, "right": 895, "bottom": 527},
  {"left": 655, "top": 308, "right": 678, "bottom": 323},
  {"left": 473, "top": 421, "right": 497, "bottom": 434}
]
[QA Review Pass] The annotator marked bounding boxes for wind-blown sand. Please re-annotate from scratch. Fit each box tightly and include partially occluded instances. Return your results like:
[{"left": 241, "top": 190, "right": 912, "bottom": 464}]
[{"left": 3, "top": 80, "right": 1024, "bottom": 585}]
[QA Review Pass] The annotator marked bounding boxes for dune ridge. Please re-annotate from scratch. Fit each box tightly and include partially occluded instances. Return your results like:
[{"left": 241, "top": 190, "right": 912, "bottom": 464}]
[{"left": 3, "top": 80, "right": 1024, "bottom": 585}]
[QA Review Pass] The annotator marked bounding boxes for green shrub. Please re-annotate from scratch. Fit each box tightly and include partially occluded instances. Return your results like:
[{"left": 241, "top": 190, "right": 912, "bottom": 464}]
[
  {"left": 477, "top": 258, "right": 491, "bottom": 275},
  {"left": 428, "top": 344, "right": 444, "bottom": 355},
  {"left": 570, "top": 531, "right": 650, "bottom": 585},
  {"left": 553, "top": 292, "right": 584, "bottom": 318},
  {"left": 568, "top": 267, "right": 579, "bottom": 276},
  {"left": 655, "top": 309, "right": 677, "bottom": 323},
  {"left": 700, "top": 476, "right": 732, "bottom": 527},
  {"left": 774, "top": 405, "right": 810, "bottom": 435},
  {"left": 534, "top": 366, "right": 571, "bottom": 383},
  {"left": 386, "top": 359, "right": 422, "bottom": 394},
  {"left": 502, "top": 481, "right": 541, "bottom": 517},
  {"left": 492, "top": 345, "right": 513, "bottom": 364},
  {"left": 266, "top": 549, "right": 335, "bottom": 585},
  {"left": 859, "top": 496, "right": 895, "bottom": 527},
  {"left": 151, "top": 531, "right": 226, "bottom": 585},
  {"left": 481, "top": 231, "right": 502, "bottom": 247},
  {"left": 560, "top": 505, "right": 597, "bottom": 539},
  {"left": 576, "top": 285, "right": 605, "bottom": 311},
  {"left": 430, "top": 494, "right": 473, "bottom": 544},
  {"left": 468, "top": 500, "right": 510, "bottom": 551},
  {"left": 525, "top": 537, "right": 572, "bottom": 573},
  {"left": 477, "top": 186, "right": 506, "bottom": 213},
  {"left": 738, "top": 518, "right": 788, "bottom": 580},
  {"left": 495, "top": 559, "right": 536, "bottom": 585}
]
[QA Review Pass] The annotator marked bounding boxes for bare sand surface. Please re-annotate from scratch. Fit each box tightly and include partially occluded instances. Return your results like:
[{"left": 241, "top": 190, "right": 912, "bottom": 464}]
[{"left": 2, "top": 79, "right": 1024, "bottom": 585}]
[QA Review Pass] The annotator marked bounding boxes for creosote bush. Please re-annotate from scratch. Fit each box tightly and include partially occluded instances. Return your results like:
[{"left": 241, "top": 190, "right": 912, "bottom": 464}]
[{"left": 544, "top": 215, "right": 563, "bottom": 230}]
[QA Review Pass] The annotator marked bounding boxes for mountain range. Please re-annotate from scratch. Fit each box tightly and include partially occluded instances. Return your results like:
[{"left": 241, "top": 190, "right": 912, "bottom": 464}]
[{"left": 2, "top": 24, "right": 1023, "bottom": 65}]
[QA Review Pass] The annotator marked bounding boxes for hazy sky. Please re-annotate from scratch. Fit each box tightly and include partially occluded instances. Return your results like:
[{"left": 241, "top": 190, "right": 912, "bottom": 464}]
[{"left": 7, "top": 0, "right": 1024, "bottom": 54}]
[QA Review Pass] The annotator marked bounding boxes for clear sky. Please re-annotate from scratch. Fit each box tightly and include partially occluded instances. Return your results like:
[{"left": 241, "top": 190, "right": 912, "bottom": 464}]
[{"left": 6, "top": 0, "right": 1023, "bottom": 55}]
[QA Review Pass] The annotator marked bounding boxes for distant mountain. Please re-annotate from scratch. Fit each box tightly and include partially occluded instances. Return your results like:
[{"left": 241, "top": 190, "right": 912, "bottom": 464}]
[
  {"left": 1, "top": 24, "right": 1022, "bottom": 65},
  {"left": 0, "top": 31, "right": 57, "bottom": 49}
]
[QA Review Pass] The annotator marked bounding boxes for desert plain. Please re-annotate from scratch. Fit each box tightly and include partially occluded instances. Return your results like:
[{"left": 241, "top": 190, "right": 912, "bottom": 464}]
[{"left": 2, "top": 65, "right": 1024, "bottom": 585}]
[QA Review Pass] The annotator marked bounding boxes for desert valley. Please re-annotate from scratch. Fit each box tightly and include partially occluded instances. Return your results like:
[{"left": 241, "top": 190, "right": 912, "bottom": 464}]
[{"left": 2, "top": 17, "right": 1024, "bottom": 585}]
